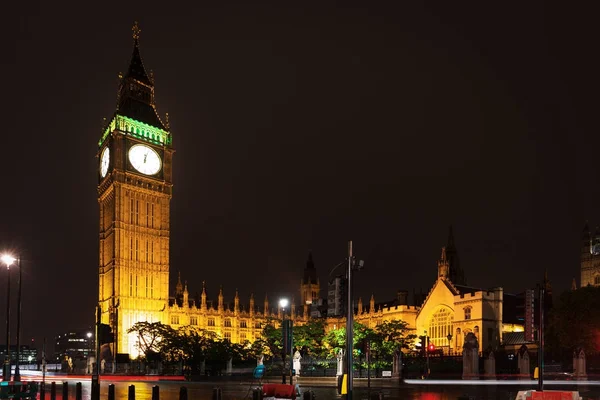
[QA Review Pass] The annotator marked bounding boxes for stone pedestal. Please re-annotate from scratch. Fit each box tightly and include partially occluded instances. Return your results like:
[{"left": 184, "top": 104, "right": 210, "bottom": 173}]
[
  {"left": 517, "top": 345, "right": 530, "bottom": 380},
  {"left": 483, "top": 351, "right": 496, "bottom": 379},
  {"left": 293, "top": 350, "right": 302, "bottom": 377},
  {"left": 462, "top": 332, "right": 479, "bottom": 380},
  {"left": 392, "top": 350, "right": 402, "bottom": 378},
  {"left": 573, "top": 348, "right": 587, "bottom": 381},
  {"left": 226, "top": 357, "right": 233, "bottom": 375},
  {"left": 336, "top": 349, "right": 344, "bottom": 377}
]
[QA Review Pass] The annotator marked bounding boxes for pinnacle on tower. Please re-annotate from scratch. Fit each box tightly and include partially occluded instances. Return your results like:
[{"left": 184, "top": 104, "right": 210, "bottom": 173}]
[
  {"left": 303, "top": 251, "right": 318, "bottom": 285},
  {"left": 175, "top": 271, "right": 183, "bottom": 296},
  {"left": 114, "top": 22, "right": 167, "bottom": 131}
]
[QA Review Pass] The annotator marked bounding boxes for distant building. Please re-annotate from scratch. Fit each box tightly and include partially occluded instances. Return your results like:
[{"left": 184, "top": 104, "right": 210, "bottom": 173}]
[
  {"left": 580, "top": 223, "right": 600, "bottom": 287},
  {"left": 0, "top": 345, "right": 37, "bottom": 364},
  {"left": 54, "top": 330, "right": 94, "bottom": 362}
]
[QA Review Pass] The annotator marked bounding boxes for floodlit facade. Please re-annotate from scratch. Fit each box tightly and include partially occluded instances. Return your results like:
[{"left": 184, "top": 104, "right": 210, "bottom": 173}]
[
  {"left": 580, "top": 223, "right": 600, "bottom": 287},
  {"left": 96, "top": 25, "right": 518, "bottom": 360}
]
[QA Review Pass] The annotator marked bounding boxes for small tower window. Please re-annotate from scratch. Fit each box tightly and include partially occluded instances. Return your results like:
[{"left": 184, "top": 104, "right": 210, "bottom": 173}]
[
  {"left": 208, "top": 318, "right": 215, "bottom": 327},
  {"left": 464, "top": 307, "right": 472, "bottom": 320},
  {"left": 224, "top": 319, "right": 232, "bottom": 328}
]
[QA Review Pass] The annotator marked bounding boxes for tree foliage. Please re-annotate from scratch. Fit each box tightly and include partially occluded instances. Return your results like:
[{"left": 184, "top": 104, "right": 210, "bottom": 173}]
[{"left": 546, "top": 286, "right": 600, "bottom": 359}]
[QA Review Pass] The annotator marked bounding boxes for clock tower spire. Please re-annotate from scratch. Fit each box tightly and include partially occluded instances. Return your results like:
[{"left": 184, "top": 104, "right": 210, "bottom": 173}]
[{"left": 98, "top": 23, "right": 174, "bottom": 359}]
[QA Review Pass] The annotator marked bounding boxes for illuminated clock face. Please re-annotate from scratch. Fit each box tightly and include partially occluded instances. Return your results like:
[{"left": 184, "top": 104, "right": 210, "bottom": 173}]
[
  {"left": 128, "top": 144, "right": 162, "bottom": 175},
  {"left": 100, "top": 147, "right": 110, "bottom": 178}
]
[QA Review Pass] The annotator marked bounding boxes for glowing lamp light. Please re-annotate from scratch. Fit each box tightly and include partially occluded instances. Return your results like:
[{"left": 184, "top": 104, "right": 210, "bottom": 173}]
[
  {"left": 279, "top": 298, "right": 289, "bottom": 309},
  {"left": 0, "top": 254, "right": 16, "bottom": 268},
  {"left": 87, "top": 332, "right": 93, "bottom": 339}
]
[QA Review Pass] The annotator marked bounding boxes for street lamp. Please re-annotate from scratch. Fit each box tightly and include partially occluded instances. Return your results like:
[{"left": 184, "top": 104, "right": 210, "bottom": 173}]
[
  {"left": 1, "top": 254, "right": 16, "bottom": 381},
  {"left": 279, "top": 298, "right": 290, "bottom": 384},
  {"left": 447, "top": 333, "right": 453, "bottom": 355}
]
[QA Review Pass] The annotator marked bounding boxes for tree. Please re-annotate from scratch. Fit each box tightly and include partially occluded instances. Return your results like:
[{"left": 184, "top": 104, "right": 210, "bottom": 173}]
[
  {"left": 127, "top": 321, "right": 177, "bottom": 360},
  {"left": 325, "top": 321, "right": 375, "bottom": 357},
  {"left": 546, "top": 286, "right": 600, "bottom": 360},
  {"left": 261, "top": 319, "right": 283, "bottom": 357},
  {"left": 375, "top": 320, "right": 417, "bottom": 357},
  {"left": 293, "top": 319, "right": 327, "bottom": 358}
]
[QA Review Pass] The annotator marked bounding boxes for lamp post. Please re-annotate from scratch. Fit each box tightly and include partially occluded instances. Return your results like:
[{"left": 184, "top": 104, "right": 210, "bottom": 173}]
[
  {"left": 447, "top": 333, "right": 453, "bottom": 355},
  {"left": 1, "top": 254, "right": 16, "bottom": 381},
  {"left": 14, "top": 257, "right": 22, "bottom": 382},
  {"left": 279, "top": 298, "right": 289, "bottom": 384}
]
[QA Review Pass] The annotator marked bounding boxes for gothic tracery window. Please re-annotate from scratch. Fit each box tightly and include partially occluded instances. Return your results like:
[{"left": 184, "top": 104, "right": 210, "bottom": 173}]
[{"left": 428, "top": 307, "right": 454, "bottom": 347}]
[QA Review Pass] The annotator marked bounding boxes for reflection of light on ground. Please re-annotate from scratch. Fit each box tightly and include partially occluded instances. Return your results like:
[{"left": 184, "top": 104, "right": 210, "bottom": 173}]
[{"left": 405, "top": 379, "right": 600, "bottom": 386}]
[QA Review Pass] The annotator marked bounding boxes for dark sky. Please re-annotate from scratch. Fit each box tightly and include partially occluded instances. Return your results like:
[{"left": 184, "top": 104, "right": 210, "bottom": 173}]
[{"left": 0, "top": 2, "right": 599, "bottom": 351}]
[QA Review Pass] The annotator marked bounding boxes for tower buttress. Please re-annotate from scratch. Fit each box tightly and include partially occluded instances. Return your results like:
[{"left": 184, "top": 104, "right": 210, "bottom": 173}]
[
  {"left": 234, "top": 289, "right": 240, "bottom": 316},
  {"left": 249, "top": 293, "right": 255, "bottom": 317},
  {"left": 370, "top": 295, "right": 375, "bottom": 314}
]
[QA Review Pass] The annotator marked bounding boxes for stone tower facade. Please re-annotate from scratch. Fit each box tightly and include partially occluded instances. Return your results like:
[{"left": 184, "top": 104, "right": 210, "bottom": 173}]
[
  {"left": 300, "top": 252, "right": 320, "bottom": 305},
  {"left": 580, "top": 223, "right": 600, "bottom": 287},
  {"left": 97, "top": 23, "right": 174, "bottom": 358}
]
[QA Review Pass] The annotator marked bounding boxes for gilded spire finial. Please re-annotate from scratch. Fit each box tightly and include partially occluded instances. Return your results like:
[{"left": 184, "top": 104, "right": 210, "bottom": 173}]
[{"left": 132, "top": 21, "right": 141, "bottom": 41}]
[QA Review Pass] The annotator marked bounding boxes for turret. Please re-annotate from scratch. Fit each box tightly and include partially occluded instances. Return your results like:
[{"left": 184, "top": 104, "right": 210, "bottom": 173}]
[
  {"left": 201, "top": 281, "right": 207, "bottom": 311},
  {"left": 175, "top": 271, "right": 183, "bottom": 297},
  {"left": 582, "top": 222, "right": 591, "bottom": 251},
  {"left": 357, "top": 297, "right": 363, "bottom": 315},
  {"left": 291, "top": 298, "right": 296, "bottom": 319},
  {"left": 369, "top": 294, "right": 375, "bottom": 314},
  {"left": 183, "top": 282, "right": 189, "bottom": 308},
  {"left": 234, "top": 289, "right": 240, "bottom": 316},
  {"left": 249, "top": 293, "right": 255, "bottom": 317},
  {"left": 264, "top": 294, "right": 269, "bottom": 316},
  {"left": 303, "top": 303, "right": 309, "bottom": 319},
  {"left": 445, "top": 225, "right": 465, "bottom": 285},
  {"left": 218, "top": 286, "right": 224, "bottom": 313},
  {"left": 438, "top": 247, "right": 449, "bottom": 279},
  {"left": 301, "top": 251, "right": 320, "bottom": 305}
]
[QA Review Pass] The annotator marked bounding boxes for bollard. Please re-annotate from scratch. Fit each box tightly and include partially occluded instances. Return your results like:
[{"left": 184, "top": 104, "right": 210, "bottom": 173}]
[
  {"left": 302, "top": 390, "right": 314, "bottom": 400},
  {"left": 252, "top": 387, "right": 263, "bottom": 400},
  {"left": 40, "top": 382, "right": 45, "bottom": 400},
  {"left": 62, "top": 382, "right": 68, "bottom": 399},
  {"left": 211, "top": 387, "right": 221, "bottom": 400},
  {"left": 152, "top": 385, "right": 160, "bottom": 400},
  {"left": 108, "top": 384, "right": 115, "bottom": 400},
  {"left": 50, "top": 382, "right": 56, "bottom": 400},
  {"left": 76, "top": 382, "right": 82, "bottom": 400},
  {"left": 128, "top": 384, "right": 136, "bottom": 400},
  {"left": 180, "top": 386, "right": 188, "bottom": 400}
]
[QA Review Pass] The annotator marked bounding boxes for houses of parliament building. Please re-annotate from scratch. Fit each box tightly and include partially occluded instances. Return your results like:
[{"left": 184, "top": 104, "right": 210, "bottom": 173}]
[{"left": 99, "top": 25, "right": 585, "bottom": 360}]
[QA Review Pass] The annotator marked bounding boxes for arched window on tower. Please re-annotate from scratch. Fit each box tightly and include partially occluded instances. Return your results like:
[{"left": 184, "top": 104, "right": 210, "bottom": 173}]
[{"left": 595, "top": 275, "right": 600, "bottom": 285}]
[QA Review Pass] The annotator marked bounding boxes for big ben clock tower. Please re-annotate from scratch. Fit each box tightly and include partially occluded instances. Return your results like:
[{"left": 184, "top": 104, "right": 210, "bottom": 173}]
[{"left": 97, "top": 23, "right": 174, "bottom": 358}]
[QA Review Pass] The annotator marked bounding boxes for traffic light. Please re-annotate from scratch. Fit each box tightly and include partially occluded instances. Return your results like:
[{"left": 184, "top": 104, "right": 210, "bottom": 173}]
[
  {"left": 417, "top": 335, "right": 426, "bottom": 355},
  {"left": 428, "top": 344, "right": 435, "bottom": 352},
  {"left": 98, "top": 323, "right": 114, "bottom": 344}
]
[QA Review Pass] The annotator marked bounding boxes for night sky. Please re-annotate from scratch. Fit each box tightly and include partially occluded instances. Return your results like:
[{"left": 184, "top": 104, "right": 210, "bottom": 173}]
[{"left": 1, "top": 2, "right": 598, "bottom": 351}]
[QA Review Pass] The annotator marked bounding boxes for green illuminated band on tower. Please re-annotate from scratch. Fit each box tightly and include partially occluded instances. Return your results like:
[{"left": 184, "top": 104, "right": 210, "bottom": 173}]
[{"left": 99, "top": 115, "right": 172, "bottom": 147}]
